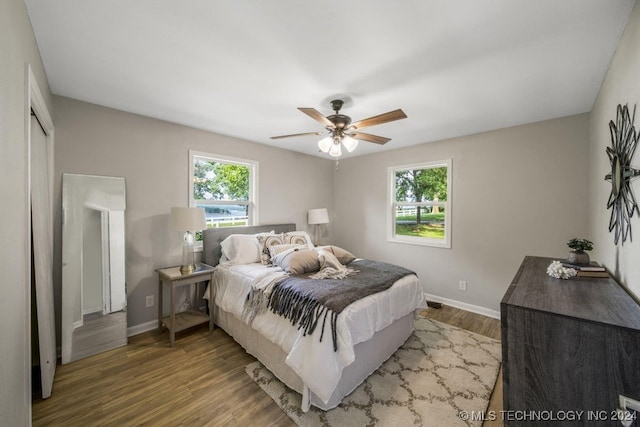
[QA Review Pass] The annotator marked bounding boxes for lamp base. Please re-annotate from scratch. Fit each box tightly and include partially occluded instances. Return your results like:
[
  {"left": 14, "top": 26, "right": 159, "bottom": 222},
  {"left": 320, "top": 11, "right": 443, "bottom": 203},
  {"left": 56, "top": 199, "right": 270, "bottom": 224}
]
[
  {"left": 313, "top": 224, "right": 325, "bottom": 246},
  {"left": 180, "top": 264, "right": 196, "bottom": 275},
  {"left": 180, "top": 231, "right": 196, "bottom": 275}
]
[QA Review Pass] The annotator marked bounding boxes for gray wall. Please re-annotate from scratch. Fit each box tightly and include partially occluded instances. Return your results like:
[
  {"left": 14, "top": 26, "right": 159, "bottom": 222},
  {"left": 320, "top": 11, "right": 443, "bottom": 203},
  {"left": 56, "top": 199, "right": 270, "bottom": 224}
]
[
  {"left": 53, "top": 96, "right": 335, "bottom": 333},
  {"left": 333, "top": 114, "right": 590, "bottom": 314},
  {"left": 588, "top": 0, "right": 640, "bottom": 301},
  {"left": 0, "top": 0, "right": 53, "bottom": 424}
]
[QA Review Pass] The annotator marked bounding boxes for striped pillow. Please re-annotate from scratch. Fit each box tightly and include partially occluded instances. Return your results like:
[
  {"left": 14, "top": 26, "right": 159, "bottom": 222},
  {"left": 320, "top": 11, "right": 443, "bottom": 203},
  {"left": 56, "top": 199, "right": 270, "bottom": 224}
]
[{"left": 269, "top": 243, "right": 305, "bottom": 258}]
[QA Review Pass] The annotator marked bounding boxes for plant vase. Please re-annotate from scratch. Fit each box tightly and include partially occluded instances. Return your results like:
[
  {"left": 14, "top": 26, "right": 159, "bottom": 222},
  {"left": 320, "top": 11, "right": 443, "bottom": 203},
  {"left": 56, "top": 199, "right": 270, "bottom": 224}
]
[{"left": 567, "top": 250, "right": 590, "bottom": 265}]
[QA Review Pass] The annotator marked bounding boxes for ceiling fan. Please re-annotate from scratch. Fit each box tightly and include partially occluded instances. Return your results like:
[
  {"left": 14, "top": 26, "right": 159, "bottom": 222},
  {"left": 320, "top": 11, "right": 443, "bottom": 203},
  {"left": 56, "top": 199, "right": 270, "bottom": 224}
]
[{"left": 271, "top": 99, "right": 407, "bottom": 158}]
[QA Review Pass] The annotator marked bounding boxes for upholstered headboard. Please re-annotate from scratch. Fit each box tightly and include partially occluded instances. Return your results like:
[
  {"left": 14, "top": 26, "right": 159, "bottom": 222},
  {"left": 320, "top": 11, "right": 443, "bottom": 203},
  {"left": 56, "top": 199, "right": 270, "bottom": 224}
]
[{"left": 202, "top": 223, "right": 296, "bottom": 267}]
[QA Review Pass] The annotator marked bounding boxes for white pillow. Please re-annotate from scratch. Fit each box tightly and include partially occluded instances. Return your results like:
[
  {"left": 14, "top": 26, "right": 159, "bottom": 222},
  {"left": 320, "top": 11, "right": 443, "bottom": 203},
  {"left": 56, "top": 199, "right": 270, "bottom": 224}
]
[{"left": 220, "top": 234, "right": 261, "bottom": 264}]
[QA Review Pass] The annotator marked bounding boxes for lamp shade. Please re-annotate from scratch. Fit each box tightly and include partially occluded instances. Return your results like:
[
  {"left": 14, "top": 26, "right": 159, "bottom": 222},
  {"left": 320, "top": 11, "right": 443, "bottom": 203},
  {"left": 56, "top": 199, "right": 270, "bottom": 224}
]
[
  {"left": 170, "top": 207, "right": 206, "bottom": 231},
  {"left": 328, "top": 143, "right": 342, "bottom": 158},
  {"left": 342, "top": 135, "right": 359, "bottom": 152},
  {"left": 308, "top": 208, "right": 330, "bottom": 225},
  {"left": 317, "top": 136, "right": 333, "bottom": 153}
]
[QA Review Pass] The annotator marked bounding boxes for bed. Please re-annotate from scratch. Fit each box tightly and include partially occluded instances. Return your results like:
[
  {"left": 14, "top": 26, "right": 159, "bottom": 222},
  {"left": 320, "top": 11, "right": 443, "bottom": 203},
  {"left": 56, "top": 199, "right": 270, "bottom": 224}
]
[{"left": 203, "top": 224, "right": 425, "bottom": 411}]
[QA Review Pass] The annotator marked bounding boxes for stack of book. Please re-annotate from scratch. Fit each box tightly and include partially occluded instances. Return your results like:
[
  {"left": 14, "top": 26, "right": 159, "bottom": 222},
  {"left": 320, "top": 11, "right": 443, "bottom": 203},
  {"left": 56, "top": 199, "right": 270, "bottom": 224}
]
[{"left": 562, "top": 261, "right": 609, "bottom": 278}]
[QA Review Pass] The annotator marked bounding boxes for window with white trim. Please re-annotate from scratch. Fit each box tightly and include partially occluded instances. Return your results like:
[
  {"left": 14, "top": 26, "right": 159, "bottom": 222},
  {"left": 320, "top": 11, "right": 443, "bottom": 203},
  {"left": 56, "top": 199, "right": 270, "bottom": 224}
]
[
  {"left": 388, "top": 159, "right": 451, "bottom": 248},
  {"left": 189, "top": 151, "right": 258, "bottom": 243}
]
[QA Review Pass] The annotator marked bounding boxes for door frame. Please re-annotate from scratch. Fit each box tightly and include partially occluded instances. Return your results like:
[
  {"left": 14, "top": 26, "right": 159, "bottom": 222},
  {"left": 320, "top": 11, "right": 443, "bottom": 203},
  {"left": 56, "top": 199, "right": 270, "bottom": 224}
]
[
  {"left": 101, "top": 210, "right": 111, "bottom": 315},
  {"left": 25, "top": 64, "right": 55, "bottom": 403}
]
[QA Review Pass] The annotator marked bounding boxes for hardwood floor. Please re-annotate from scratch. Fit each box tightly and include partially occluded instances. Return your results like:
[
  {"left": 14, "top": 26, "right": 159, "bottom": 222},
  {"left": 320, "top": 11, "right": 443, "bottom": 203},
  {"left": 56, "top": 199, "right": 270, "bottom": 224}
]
[
  {"left": 421, "top": 305, "right": 500, "bottom": 340},
  {"left": 69, "top": 311, "right": 127, "bottom": 362},
  {"left": 33, "top": 306, "right": 502, "bottom": 426}
]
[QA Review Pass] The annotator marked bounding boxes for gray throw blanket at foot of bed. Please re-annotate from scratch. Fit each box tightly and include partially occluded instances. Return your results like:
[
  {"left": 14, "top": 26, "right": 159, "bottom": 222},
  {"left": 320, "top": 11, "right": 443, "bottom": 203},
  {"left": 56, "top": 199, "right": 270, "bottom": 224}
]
[{"left": 267, "top": 259, "right": 416, "bottom": 351}]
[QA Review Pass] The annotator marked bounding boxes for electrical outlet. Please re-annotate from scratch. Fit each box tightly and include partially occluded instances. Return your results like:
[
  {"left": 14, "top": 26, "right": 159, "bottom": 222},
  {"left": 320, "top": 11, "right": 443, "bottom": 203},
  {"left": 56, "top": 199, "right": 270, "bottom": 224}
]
[
  {"left": 145, "top": 295, "right": 154, "bottom": 308},
  {"left": 458, "top": 280, "right": 467, "bottom": 291}
]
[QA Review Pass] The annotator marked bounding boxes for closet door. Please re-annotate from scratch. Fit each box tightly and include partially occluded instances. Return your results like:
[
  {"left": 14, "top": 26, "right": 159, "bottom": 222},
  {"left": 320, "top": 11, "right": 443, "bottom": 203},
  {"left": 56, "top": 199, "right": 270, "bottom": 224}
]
[{"left": 31, "top": 115, "right": 56, "bottom": 399}]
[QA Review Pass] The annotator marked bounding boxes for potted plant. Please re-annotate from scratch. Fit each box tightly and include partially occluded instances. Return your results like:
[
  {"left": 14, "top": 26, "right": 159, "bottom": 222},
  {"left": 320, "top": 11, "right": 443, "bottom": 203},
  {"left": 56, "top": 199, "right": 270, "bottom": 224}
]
[{"left": 567, "top": 238, "right": 593, "bottom": 265}]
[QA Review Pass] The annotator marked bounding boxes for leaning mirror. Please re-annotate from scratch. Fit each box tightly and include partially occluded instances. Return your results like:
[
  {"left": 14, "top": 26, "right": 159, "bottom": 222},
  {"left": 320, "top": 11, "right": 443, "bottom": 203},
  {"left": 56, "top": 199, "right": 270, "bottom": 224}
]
[{"left": 61, "top": 174, "right": 127, "bottom": 364}]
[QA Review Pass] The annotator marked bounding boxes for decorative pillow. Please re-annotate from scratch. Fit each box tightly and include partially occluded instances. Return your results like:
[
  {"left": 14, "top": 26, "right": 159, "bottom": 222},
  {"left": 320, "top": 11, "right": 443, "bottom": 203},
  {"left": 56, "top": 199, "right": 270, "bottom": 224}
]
[
  {"left": 256, "top": 234, "right": 286, "bottom": 264},
  {"left": 283, "top": 231, "right": 314, "bottom": 248},
  {"left": 315, "top": 245, "right": 356, "bottom": 265},
  {"left": 271, "top": 248, "right": 320, "bottom": 275},
  {"left": 268, "top": 243, "right": 305, "bottom": 258}
]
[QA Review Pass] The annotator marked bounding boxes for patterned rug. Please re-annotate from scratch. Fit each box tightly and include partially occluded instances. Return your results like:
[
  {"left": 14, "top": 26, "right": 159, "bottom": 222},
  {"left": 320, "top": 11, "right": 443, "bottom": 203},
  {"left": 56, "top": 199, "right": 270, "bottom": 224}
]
[{"left": 246, "top": 317, "right": 501, "bottom": 427}]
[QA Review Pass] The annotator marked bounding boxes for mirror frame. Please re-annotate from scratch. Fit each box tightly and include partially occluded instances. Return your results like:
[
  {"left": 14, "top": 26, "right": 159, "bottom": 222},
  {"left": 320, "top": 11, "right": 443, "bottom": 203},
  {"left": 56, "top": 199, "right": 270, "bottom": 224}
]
[{"left": 61, "top": 173, "right": 127, "bottom": 364}]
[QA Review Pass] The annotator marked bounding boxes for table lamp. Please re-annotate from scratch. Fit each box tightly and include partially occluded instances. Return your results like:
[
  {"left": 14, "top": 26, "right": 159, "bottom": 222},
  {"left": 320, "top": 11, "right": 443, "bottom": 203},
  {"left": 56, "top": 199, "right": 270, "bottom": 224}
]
[
  {"left": 171, "top": 207, "right": 206, "bottom": 274},
  {"left": 308, "top": 208, "right": 329, "bottom": 246}
]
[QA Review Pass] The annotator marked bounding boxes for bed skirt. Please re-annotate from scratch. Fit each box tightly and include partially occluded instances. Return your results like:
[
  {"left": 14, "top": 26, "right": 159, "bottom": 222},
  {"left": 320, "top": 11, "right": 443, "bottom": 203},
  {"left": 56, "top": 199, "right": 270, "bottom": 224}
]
[{"left": 215, "top": 307, "right": 416, "bottom": 411}]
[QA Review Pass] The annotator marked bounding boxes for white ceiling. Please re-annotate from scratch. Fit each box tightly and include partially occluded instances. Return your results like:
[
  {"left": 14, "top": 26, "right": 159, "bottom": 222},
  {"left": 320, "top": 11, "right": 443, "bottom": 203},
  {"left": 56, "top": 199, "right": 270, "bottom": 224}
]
[{"left": 25, "top": 0, "right": 635, "bottom": 159}]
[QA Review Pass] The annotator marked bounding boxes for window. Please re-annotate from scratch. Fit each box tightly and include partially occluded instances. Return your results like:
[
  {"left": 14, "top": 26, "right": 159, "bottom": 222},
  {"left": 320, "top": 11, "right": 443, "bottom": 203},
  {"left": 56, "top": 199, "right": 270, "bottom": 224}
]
[
  {"left": 388, "top": 159, "right": 451, "bottom": 248},
  {"left": 189, "top": 151, "right": 258, "bottom": 241}
]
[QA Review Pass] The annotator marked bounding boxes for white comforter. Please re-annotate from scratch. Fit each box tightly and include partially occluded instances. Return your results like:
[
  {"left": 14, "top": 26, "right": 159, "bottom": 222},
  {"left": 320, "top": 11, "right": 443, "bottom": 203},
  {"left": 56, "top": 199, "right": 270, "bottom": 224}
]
[{"left": 210, "top": 262, "right": 425, "bottom": 403}]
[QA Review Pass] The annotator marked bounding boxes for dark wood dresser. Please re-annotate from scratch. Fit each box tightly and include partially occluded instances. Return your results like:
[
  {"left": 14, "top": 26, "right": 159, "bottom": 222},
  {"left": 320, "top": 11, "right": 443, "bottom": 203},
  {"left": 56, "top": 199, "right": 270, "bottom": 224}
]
[{"left": 501, "top": 256, "right": 640, "bottom": 426}]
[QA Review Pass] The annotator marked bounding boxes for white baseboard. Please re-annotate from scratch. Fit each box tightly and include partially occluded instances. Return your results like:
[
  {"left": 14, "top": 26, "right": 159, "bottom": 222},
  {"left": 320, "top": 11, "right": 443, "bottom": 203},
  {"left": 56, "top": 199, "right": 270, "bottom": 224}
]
[
  {"left": 127, "top": 319, "right": 158, "bottom": 337},
  {"left": 424, "top": 293, "right": 501, "bottom": 319}
]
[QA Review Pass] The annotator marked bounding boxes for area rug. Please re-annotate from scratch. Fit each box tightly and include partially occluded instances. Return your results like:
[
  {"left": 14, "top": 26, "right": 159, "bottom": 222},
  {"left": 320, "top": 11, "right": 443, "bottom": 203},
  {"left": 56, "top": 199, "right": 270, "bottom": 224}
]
[{"left": 245, "top": 317, "right": 501, "bottom": 427}]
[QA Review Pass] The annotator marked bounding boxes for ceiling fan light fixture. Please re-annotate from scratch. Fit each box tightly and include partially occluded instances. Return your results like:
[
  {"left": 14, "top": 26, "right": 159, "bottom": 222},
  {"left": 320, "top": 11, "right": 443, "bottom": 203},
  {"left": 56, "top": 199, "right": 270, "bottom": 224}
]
[
  {"left": 342, "top": 135, "right": 358, "bottom": 152},
  {"left": 328, "top": 143, "right": 342, "bottom": 158},
  {"left": 317, "top": 136, "right": 333, "bottom": 153},
  {"left": 273, "top": 99, "right": 406, "bottom": 159}
]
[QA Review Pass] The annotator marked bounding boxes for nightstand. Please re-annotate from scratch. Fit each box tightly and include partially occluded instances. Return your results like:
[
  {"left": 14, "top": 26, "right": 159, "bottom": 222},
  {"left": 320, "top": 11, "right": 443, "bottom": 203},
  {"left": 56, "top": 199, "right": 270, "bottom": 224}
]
[{"left": 156, "top": 263, "right": 215, "bottom": 347}]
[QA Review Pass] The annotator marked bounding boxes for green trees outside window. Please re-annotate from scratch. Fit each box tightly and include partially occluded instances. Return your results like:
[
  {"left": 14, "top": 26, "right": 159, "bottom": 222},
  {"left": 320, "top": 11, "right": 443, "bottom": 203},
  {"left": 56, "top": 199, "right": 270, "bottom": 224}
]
[
  {"left": 390, "top": 160, "right": 451, "bottom": 247},
  {"left": 189, "top": 152, "right": 257, "bottom": 238}
]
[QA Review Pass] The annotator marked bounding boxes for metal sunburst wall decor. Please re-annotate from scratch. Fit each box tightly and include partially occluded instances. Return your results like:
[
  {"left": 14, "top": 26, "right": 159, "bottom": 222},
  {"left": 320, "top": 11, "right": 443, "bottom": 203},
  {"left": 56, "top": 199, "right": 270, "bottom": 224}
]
[{"left": 605, "top": 103, "right": 640, "bottom": 245}]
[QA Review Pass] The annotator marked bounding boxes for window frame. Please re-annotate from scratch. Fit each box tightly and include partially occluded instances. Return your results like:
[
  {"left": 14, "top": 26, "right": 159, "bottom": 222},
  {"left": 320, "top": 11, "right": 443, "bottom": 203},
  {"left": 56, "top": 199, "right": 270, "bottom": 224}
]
[
  {"left": 188, "top": 150, "right": 259, "bottom": 244},
  {"left": 387, "top": 159, "right": 452, "bottom": 248}
]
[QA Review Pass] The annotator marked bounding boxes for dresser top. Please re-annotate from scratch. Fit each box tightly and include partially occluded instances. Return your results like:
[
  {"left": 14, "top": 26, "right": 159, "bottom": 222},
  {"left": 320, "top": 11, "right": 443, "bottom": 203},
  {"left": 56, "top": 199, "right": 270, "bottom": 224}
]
[{"left": 501, "top": 256, "right": 640, "bottom": 330}]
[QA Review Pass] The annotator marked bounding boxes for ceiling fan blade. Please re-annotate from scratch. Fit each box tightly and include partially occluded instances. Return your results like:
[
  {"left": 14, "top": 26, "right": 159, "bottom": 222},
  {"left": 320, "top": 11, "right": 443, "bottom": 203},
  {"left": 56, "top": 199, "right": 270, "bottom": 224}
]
[
  {"left": 349, "top": 132, "right": 391, "bottom": 145},
  {"left": 298, "top": 108, "right": 335, "bottom": 128},
  {"left": 270, "top": 131, "right": 324, "bottom": 140},
  {"left": 350, "top": 109, "right": 407, "bottom": 130}
]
